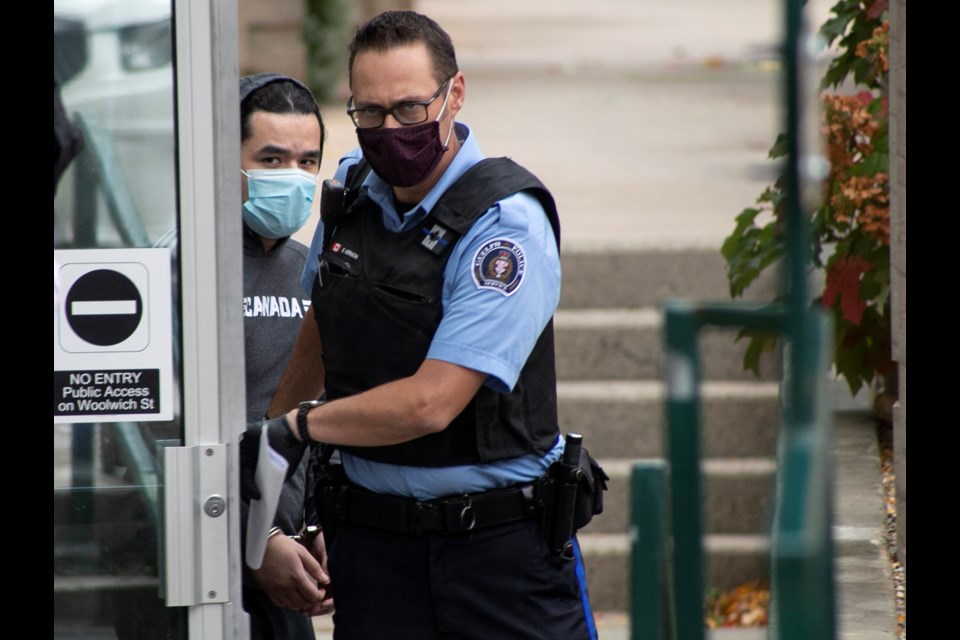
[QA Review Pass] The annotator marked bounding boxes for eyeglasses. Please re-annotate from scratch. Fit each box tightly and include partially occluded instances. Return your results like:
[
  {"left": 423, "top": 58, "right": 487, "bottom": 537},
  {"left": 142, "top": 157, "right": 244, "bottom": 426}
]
[{"left": 346, "top": 78, "right": 451, "bottom": 129}]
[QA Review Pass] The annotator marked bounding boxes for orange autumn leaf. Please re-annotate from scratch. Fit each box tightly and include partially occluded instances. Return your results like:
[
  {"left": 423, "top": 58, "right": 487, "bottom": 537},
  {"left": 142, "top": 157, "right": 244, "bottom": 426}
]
[
  {"left": 705, "top": 581, "right": 770, "bottom": 628},
  {"left": 822, "top": 256, "right": 872, "bottom": 324}
]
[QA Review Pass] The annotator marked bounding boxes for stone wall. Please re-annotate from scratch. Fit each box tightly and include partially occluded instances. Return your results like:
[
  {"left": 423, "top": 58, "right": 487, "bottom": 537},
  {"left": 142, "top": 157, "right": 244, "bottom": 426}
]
[
  {"left": 238, "top": 0, "right": 308, "bottom": 80},
  {"left": 236, "top": 0, "right": 415, "bottom": 83},
  {"left": 889, "top": 0, "right": 906, "bottom": 591}
]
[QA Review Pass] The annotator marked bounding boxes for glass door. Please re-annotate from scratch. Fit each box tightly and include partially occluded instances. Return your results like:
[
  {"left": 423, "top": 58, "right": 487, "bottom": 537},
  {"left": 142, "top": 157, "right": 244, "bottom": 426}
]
[{"left": 54, "top": 1, "right": 247, "bottom": 638}]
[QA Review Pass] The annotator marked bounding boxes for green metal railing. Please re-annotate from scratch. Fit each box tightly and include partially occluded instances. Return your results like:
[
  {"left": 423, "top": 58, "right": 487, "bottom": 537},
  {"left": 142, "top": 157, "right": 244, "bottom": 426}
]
[
  {"left": 71, "top": 111, "right": 151, "bottom": 249},
  {"left": 628, "top": 0, "right": 836, "bottom": 638}
]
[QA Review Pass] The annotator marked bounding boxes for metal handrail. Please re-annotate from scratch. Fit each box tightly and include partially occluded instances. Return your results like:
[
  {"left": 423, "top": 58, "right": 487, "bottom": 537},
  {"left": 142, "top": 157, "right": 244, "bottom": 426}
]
[
  {"left": 628, "top": 0, "right": 837, "bottom": 637},
  {"left": 71, "top": 111, "right": 151, "bottom": 248}
]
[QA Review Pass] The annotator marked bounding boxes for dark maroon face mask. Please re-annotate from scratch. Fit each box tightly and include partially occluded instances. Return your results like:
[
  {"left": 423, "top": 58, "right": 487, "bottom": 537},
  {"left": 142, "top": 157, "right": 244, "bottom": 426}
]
[{"left": 356, "top": 120, "right": 449, "bottom": 188}]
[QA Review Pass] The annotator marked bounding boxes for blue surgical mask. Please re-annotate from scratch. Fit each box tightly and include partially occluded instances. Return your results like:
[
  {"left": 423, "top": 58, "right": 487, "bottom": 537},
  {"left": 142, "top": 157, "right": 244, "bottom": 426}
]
[{"left": 241, "top": 168, "right": 318, "bottom": 239}]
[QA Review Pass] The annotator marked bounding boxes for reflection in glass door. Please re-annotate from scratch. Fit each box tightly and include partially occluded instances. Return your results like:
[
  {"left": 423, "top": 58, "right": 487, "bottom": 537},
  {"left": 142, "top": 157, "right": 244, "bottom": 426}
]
[{"left": 53, "top": 1, "right": 185, "bottom": 638}]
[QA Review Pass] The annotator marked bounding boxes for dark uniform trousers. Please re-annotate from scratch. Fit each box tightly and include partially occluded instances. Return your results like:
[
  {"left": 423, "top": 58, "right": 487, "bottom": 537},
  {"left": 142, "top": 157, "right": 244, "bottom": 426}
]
[{"left": 327, "top": 518, "right": 595, "bottom": 640}]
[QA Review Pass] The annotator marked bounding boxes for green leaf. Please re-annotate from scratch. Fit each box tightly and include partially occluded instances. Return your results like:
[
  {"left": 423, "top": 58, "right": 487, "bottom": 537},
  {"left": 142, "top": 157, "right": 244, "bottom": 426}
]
[
  {"left": 818, "top": 15, "right": 852, "bottom": 44},
  {"left": 821, "top": 64, "right": 849, "bottom": 90},
  {"left": 722, "top": 211, "right": 784, "bottom": 298},
  {"left": 833, "top": 324, "right": 867, "bottom": 396},
  {"left": 735, "top": 206, "right": 763, "bottom": 226},
  {"left": 818, "top": 0, "right": 861, "bottom": 42},
  {"left": 769, "top": 134, "right": 789, "bottom": 159},
  {"left": 859, "top": 284, "right": 884, "bottom": 309},
  {"left": 872, "top": 128, "right": 889, "bottom": 153},
  {"left": 849, "top": 152, "right": 889, "bottom": 175},
  {"left": 742, "top": 333, "right": 779, "bottom": 378}
]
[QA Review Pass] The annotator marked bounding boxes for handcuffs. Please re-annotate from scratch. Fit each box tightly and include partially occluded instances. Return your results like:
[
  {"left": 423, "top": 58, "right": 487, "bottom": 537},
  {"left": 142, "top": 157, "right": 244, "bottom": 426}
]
[
  {"left": 267, "top": 524, "right": 322, "bottom": 549},
  {"left": 291, "top": 524, "right": 322, "bottom": 548}
]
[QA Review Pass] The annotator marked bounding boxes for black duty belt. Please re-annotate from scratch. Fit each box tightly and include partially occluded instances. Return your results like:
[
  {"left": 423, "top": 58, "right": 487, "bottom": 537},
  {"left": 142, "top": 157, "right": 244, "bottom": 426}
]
[{"left": 335, "top": 480, "right": 551, "bottom": 536}]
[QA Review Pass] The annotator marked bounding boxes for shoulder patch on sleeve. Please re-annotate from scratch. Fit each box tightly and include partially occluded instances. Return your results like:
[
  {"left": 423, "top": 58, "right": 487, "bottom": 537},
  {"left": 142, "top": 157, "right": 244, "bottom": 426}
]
[{"left": 471, "top": 238, "right": 526, "bottom": 296}]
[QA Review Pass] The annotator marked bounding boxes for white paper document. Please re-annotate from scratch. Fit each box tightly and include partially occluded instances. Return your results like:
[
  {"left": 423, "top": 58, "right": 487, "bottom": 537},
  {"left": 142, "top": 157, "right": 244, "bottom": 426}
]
[{"left": 245, "top": 426, "right": 289, "bottom": 569}]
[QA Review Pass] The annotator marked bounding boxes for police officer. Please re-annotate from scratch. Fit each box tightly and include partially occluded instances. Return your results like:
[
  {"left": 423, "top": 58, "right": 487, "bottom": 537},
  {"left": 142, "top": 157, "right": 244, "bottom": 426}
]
[{"left": 256, "top": 10, "right": 598, "bottom": 639}]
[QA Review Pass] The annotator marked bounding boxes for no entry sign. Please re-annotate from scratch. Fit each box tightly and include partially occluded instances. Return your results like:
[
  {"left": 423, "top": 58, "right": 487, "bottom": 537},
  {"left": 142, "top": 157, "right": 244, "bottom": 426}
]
[
  {"left": 65, "top": 268, "right": 143, "bottom": 347},
  {"left": 54, "top": 248, "right": 174, "bottom": 423}
]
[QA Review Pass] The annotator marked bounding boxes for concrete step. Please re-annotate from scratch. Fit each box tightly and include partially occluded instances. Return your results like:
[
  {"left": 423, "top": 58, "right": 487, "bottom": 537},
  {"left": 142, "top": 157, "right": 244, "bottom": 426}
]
[
  {"left": 552, "top": 248, "right": 785, "bottom": 604},
  {"left": 558, "top": 249, "right": 779, "bottom": 310},
  {"left": 589, "top": 458, "right": 776, "bottom": 535},
  {"left": 554, "top": 308, "right": 781, "bottom": 381},
  {"left": 558, "top": 380, "right": 780, "bottom": 459},
  {"left": 579, "top": 532, "right": 770, "bottom": 611}
]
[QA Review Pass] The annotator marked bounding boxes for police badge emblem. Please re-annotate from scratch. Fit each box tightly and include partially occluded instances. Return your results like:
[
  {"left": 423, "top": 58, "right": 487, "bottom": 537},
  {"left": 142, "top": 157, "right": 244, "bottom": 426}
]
[{"left": 472, "top": 238, "right": 525, "bottom": 296}]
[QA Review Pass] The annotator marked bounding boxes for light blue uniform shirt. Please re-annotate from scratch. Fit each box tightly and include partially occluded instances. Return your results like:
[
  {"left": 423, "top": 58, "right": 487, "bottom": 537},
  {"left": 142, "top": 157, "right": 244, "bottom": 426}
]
[{"left": 301, "top": 123, "right": 564, "bottom": 499}]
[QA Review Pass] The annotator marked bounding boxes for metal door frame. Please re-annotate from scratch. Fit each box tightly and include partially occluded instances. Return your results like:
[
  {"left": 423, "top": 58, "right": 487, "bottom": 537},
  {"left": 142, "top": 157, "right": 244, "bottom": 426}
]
[{"left": 164, "top": 1, "right": 249, "bottom": 637}]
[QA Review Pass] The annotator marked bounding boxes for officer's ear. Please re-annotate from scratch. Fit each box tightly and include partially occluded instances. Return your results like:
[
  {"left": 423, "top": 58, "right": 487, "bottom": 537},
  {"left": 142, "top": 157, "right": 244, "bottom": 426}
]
[{"left": 449, "top": 72, "right": 466, "bottom": 116}]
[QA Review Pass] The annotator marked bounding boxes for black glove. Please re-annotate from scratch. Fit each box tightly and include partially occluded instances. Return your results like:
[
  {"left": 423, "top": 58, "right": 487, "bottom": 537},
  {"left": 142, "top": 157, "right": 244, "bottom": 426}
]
[{"left": 239, "top": 416, "right": 307, "bottom": 502}]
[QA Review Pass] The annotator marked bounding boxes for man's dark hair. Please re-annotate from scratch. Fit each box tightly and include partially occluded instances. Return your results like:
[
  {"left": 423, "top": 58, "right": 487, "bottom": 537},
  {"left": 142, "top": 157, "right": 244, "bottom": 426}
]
[
  {"left": 240, "top": 74, "right": 326, "bottom": 152},
  {"left": 348, "top": 11, "right": 459, "bottom": 88}
]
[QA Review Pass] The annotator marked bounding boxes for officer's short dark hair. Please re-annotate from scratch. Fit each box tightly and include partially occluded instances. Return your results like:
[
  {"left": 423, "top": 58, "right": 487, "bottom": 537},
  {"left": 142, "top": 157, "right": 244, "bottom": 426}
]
[
  {"left": 348, "top": 11, "right": 459, "bottom": 88},
  {"left": 240, "top": 73, "right": 326, "bottom": 152}
]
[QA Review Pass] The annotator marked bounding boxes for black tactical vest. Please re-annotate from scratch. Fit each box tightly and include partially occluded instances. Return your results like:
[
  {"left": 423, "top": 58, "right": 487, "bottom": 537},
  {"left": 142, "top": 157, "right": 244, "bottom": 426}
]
[{"left": 311, "top": 157, "right": 561, "bottom": 466}]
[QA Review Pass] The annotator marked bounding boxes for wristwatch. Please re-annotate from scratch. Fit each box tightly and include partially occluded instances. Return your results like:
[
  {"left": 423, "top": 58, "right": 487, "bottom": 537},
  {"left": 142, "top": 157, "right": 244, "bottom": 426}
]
[{"left": 297, "top": 400, "right": 324, "bottom": 445}]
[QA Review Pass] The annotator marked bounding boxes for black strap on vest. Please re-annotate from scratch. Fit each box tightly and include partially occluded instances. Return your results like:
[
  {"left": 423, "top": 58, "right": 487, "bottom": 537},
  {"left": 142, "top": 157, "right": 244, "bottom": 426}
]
[
  {"left": 330, "top": 156, "right": 560, "bottom": 257},
  {"left": 422, "top": 157, "right": 561, "bottom": 256},
  {"left": 343, "top": 157, "right": 371, "bottom": 210}
]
